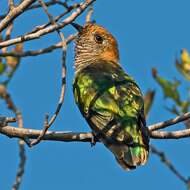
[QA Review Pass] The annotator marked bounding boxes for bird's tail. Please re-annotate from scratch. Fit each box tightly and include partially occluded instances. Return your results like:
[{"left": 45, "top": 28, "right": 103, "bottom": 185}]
[
  {"left": 103, "top": 125, "right": 149, "bottom": 170},
  {"left": 115, "top": 145, "right": 148, "bottom": 170},
  {"left": 107, "top": 142, "right": 149, "bottom": 170}
]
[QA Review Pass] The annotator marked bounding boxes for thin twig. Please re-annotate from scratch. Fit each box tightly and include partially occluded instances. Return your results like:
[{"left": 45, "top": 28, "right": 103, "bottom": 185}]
[
  {"left": 150, "top": 128, "right": 190, "bottom": 139},
  {"left": 29, "top": 0, "right": 67, "bottom": 146},
  {"left": 12, "top": 139, "right": 26, "bottom": 190},
  {"left": 1, "top": 124, "right": 190, "bottom": 143},
  {"left": 1, "top": 112, "right": 190, "bottom": 143},
  {"left": 0, "top": 116, "right": 16, "bottom": 127},
  {"left": 86, "top": 4, "right": 93, "bottom": 23},
  {"left": 8, "top": 0, "right": 15, "bottom": 10},
  {"left": 2, "top": 2, "right": 14, "bottom": 53},
  {"left": 12, "top": 111, "right": 26, "bottom": 190},
  {"left": 5, "top": 23, "right": 14, "bottom": 41},
  {"left": 28, "top": 3, "right": 81, "bottom": 35},
  {"left": 149, "top": 112, "right": 190, "bottom": 131},
  {"left": 29, "top": 0, "right": 68, "bottom": 10},
  {"left": 0, "top": 0, "right": 96, "bottom": 48},
  {"left": 0, "top": 0, "right": 72, "bottom": 20},
  {"left": 150, "top": 145, "right": 188, "bottom": 184},
  {"left": 0, "top": 0, "right": 36, "bottom": 32},
  {"left": 0, "top": 34, "right": 76, "bottom": 58},
  {"left": 0, "top": 88, "right": 26, "bottom": 190},
  {"left": 0, "top": 126, "right": 94, "bottom": 142}
]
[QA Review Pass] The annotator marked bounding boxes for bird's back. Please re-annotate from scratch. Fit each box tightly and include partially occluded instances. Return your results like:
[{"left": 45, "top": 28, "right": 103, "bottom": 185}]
[{"left": 73, "top": 61, "right": 149, "bottom": 170}]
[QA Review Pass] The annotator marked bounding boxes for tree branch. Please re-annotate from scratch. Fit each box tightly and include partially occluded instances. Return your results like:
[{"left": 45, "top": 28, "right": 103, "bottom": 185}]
[
  {"left": 150, "top": 145, "right": 188, "bottom": 184},
  {"left": 12, "top": 112, "right": 26, "bottom": 190},
  {"left": 0, "top": 0, "right": 79, "bottom": 20},
  {"left": 0, "top": 0, "right": 96, "bottom": 48},
  {"left": 0, "top": 88, "right": 26, "bottom": 190},
  {"left": 0, "top": 117, "right": 16, "bottom": 126},
  {"left": 0, "top": 125, "right": 94, "bottom": 142},
  {"left": 150, "top": 129, "right": 190, "bottom": 139},
  {"left": 1, "top": 112, "right": 190, "bottom": 144},
  {"left": 28, "top": 0, "right": 69, "bottom": 10},
  {"left": 28, "top": 2, "right": 81, "bottom": 35},
  {"left": 0, "top": 0, "right": 36, "bottom": 32},
  {"left": 86, "top": 4, "right": 93, "bottom": 23},
  {"left": 149, "top": 112, "right": 190, "bottom": 131},
  {"left": 8, "top": 0, "right": 15, "bottom": 10},
  {"left": 0, "top": 34, "right": 76, "bottom": 58},
  {"left": 28, "top": 0, "right": 68, "bottom": 147}
]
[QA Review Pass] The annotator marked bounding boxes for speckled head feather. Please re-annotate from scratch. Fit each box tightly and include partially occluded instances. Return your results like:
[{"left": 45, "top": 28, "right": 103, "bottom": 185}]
[{"left": 74, "top": 23, "right": 119, "bottom": 72}]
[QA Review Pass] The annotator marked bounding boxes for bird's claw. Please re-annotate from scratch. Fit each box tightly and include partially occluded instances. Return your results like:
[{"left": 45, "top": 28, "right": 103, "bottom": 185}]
[{"left": 90, "top": 132, "right": 96, "bottom": 147}]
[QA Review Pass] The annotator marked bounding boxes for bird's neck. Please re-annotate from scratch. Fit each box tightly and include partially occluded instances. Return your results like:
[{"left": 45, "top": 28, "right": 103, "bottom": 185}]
[
  {"left": 75, "top": 54, "right": 120, "bottom": 74},
  {"left": 74, "top": 55, "right": 98, "bottom": 74}
]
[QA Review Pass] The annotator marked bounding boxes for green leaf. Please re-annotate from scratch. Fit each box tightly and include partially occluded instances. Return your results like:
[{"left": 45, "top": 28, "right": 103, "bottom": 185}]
[
  {"left": 176, "top": 59, "right": 190, "bottom": 81},
  {"left": 180, "top": 101, "right": 189, "bottom": 113},
  {"left": 175, "top": 49, "right": 190, "bottom": 80},
  {"left": 152, "top": 68, "right": 181, "bottom": 105},
  {"left": 6, "top": 56, "right": 19, "bottom": 68},
  {"left": 0, "top": 62, "right": 6, "bottom": 75},
  {"left": 143, "top": 89, "right": 155, "bottom": 117},
  {"left": 165, "top": 105, "right": 180, "bottom": 115}
]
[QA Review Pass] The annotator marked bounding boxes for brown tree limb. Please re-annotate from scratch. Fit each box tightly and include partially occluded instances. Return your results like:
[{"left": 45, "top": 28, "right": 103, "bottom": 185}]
[
  {"left": 12, "top": 112, "right": 26, "bottom": 190},
  {"left": 0, "top": 34, "right": 76, "bottom": 58},
  {"left": 0, "top": 117, "right": 16, "bottom": 126},
  {"left": 2, "top": 1, "right": 15, "bottom": 54},
  {"left": 0, "top": 126, "right": 94, "bottom": 142},
  {"left": 28, "top": 3, "right": 81, "bottom": 35},
  {"left": 148, "top": 112, "right": 190, "bottom": 131},
  {"left": 1, "top": 112, "right": 190, "bottom": 144},
  {"left": 0, "top": 0, "right": 76, "bottom": 20},
  {"left": 86, "top": 4, "right": 94, "bottom": 23},
  {"left": 5, "top": 23, "right": 14, "bottom": 41},
  {"left": 150, "top": 145, "right": 188, "bottom": 184},
  {"left": 28, "top": 0, "right": 68, "bottom": 147},
  {"left": 8, "top": 0, "right": 15, "bottom": 10},
  {"left": 0, "top": 0, "right": 96, "bottom": 48},
  {"left": 0, "top": 0, "right": 37, "bottom": 32},
  {"left": 0, "top": 11, "right": 26, "bottom": 186},
  {"left": 0, "top": 88, "right": 26, "bottom": 190},
  {"left": 28, "top": 0, "right": 69, "bottom": 10},
  {"left": 150, "top": 129, "right": 190, "bottom": 139},
  {"left": 12, "top": 139, "right": 26, "bottom": 190}
]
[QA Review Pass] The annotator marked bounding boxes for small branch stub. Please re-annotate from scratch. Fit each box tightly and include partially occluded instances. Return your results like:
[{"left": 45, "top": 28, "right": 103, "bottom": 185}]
[{"left": 0, "top": 116, "right": 16, "bottom": 127}]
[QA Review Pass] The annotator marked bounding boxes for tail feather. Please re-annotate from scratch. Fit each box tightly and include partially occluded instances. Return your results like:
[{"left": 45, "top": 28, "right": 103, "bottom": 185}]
[
  {"left": 106, "top": 143, "right": 149, "bottom": 171},
  {"left": 116, "top": 157, "right": 136, "bottom": 170}
]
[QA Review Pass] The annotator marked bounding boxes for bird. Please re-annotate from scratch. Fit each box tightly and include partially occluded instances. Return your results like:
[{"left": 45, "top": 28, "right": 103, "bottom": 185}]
[{"left": 72, "top": 22, "right": 149, "bottom": 170}]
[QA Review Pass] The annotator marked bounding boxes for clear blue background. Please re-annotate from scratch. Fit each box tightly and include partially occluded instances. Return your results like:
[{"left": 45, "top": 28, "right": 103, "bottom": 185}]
[{"left": 1, "top": 0, "right": 190, "bottom": 189}]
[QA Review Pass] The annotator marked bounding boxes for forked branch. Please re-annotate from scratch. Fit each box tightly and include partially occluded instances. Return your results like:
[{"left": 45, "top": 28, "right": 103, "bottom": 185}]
[{"left": 1, "top": 112, "right": 190, "bottom": 143}]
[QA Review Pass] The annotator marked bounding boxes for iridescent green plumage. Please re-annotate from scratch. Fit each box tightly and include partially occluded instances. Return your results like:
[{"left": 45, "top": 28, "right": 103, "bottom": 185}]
[
  {"left": 73, "top": 23, "right": 149, "bottom": 170},
  {"left": 73, "top": 61, "right": 149, "bottom": 170}
]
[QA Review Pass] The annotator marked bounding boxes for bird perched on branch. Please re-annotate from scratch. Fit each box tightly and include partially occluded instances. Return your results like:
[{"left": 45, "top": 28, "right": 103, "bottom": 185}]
[{"left": 72, "top": 23, "right": 149, "bottom": 170}]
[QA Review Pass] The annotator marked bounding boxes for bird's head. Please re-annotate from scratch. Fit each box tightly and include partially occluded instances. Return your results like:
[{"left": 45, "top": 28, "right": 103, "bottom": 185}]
[{"left": 73, "top": 23, "right": 119, "bottom": 72}]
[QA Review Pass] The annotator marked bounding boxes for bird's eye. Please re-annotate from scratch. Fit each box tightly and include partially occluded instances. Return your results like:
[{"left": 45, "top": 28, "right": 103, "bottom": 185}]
[{"left": 94, "top": 34, "right": 103, "bottom": 44}]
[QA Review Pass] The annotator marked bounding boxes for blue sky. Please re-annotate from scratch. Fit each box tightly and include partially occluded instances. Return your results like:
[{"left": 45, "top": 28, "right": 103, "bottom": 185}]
[{"left": 1, "top": 0, "right": 190, "bottom": 189}]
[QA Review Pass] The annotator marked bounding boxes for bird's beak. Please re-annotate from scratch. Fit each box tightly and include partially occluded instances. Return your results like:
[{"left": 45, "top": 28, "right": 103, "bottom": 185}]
[{"left": 71, "top": 23, "right": 83, "bottom": 32}]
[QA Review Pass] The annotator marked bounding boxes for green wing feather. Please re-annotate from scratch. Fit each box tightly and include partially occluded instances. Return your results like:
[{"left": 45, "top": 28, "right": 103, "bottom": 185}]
[{"left": 73, "top": 61, "right": 149, "bottom": 170}]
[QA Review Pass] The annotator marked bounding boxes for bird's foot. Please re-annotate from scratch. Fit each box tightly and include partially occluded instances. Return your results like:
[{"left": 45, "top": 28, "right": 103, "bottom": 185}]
[{"left": 90, "top": 132, "right": 97, "bottom": 147}]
